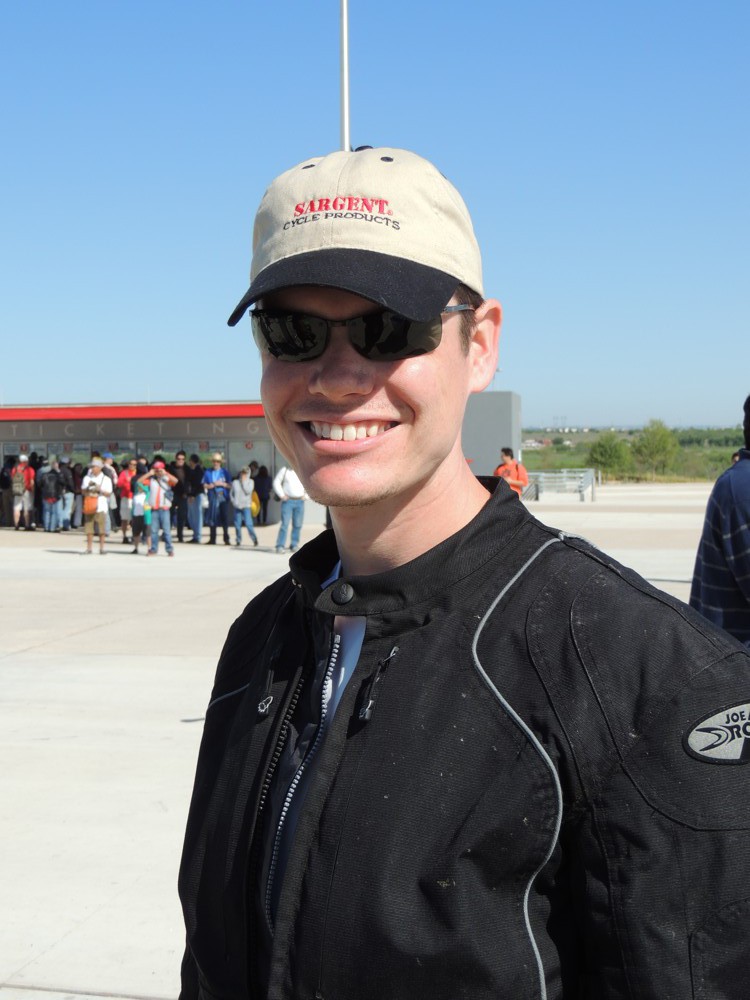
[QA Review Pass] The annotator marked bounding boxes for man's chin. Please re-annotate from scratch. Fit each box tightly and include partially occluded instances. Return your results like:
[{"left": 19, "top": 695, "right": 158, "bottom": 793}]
[{"left": 305, "top": 479, "right": 396, "bottom": 511}]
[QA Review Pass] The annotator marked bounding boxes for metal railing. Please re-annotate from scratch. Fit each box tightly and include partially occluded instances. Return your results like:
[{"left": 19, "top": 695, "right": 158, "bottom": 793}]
[{"left": 525, "top": 468, "right": 597, "bottom": 502}]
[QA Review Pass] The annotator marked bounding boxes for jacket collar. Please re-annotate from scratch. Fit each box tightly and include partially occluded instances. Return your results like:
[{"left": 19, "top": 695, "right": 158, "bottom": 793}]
[{"left": 289, "top": 480, "right": 530, "bottom": 616}]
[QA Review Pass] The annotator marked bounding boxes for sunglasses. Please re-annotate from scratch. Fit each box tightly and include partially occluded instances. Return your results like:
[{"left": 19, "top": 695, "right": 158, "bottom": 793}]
[{"left": 250, "top": 305, "right": 474, "bottom": 363}]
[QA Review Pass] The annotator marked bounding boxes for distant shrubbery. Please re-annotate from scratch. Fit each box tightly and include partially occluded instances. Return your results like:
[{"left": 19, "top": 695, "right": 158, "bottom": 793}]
[{"left": 523, "top": 422, "right": 742, "bottom": 482}]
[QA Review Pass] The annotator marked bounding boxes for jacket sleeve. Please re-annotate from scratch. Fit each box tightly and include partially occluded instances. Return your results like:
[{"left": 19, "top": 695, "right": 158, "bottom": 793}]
[
  {"left": 528, "top": 545, "right": 750, "bottom": 998},
  {"left": 569, "top": 568, "right": 750, "bottom": 998},
  {"left": 721, "top": 486, "right": 750, "bottom": 606}
]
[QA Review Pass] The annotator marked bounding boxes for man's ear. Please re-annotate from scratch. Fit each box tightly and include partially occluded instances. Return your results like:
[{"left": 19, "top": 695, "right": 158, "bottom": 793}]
[{"left": 468, "top": 298, "right": 502, "bottom": 393}]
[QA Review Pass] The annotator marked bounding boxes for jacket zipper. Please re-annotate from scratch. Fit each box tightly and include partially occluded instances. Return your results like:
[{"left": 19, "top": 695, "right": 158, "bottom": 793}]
[
  {"left": 265, "top": 631, "right": 342, "bottom": 932},
  {"left": 244, "top": 657, "right": 308, "bottom": 988}
]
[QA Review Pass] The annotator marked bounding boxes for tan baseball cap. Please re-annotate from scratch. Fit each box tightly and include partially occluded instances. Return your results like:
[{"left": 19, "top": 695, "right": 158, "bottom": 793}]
[{"left": 227, "top": 147, "right": 483, "bottom": 326}]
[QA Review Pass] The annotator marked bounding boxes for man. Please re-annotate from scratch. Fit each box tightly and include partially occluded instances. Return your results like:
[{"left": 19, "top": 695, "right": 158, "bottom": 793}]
[
  {"left": 130, "top": 456, "right": 151, "bottom": 554},
  {"left": 179, "top": 148, "right": 750, "bottom": 999},
  {"left": 203, "top": 453, "right": 231, "bottom": 545},
  {"left": 493, "top": 445, "right": 529, "bottom": 497},
  {"left": 272, "top": 465, "right": 306, "bottom": 553},
  {"left": 0, "top": 458, "right": 13, "bottom": 526},
  {"left": 81, "top": 457, "right": 113, "bottom": 555},
  {"left": 58, "top": 456, "right": 75, "bottom": 531},
  {"left": 38, "top": 458, "right": 63, "bottom": 532},
  {"left": 690, "top": 395, "right": 750, "bottom": 647},
  {"left": 140, "top": 459, "right": 178, "bottom": 557},
  {"left": 101, "top": 451, "right": 119, "bottom": 532},
  {"left": 11, "top": 454, "right": 35, "bottom": 530},
  {"left": 185, "top": 453, "right": 205, "bottom": 543},
  {"left": 116, "top": 458, "right": 138, "bottom": 544},
  {"left": 169, "top": 450, "right": 189, "bottom": 542}
]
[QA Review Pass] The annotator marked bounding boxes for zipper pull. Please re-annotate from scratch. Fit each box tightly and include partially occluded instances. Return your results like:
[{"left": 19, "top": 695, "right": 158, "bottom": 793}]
[
  {"left": 358, "top": 646, "right": 399, "bottom": 722},
  {"left": 257, "top": 663, "right": 276, "bottom": 717},
  {"left": 359, "top": 691, "right": 375, "bottom": 722}
]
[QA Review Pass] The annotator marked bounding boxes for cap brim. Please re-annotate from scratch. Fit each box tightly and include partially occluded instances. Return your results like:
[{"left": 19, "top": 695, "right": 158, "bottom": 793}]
[{"left": 227, "top": 249, "right": 461, "bottom": 326}]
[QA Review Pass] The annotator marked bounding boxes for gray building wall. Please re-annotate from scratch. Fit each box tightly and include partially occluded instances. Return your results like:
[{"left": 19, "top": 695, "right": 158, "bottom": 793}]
[{"left": 462, "top": 391, "right": 523, "bottom": 476}]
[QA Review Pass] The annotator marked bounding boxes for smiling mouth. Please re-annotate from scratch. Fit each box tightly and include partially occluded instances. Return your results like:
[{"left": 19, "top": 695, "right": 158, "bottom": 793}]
[{"left": 307, "top": 420, "right": 395, "bottom": 441}]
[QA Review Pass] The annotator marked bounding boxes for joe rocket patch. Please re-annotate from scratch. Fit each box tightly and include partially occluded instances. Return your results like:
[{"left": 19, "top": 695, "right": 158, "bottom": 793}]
[{"left": 685, "top": 703, "right": 750, "bottom": 764}]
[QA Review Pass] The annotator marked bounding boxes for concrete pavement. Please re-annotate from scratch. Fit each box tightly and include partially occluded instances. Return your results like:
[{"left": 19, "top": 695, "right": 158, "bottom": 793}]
[{"left": 0, "top": 482, "right": 712, "bottom": 1000}]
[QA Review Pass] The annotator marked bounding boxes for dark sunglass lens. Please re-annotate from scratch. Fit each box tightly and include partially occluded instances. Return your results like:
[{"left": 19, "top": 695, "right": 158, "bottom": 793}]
[
  {"left": 251, "top": 312, "right": 328, "bottom": 361},
  {"left": 351, "top": 312, "right": 442, "bottom": 360}
]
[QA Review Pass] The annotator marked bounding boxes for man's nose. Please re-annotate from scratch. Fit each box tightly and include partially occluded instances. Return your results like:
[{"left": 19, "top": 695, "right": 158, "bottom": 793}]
[{"left": 307, "top": 326, "right": 376, "bottom": 398}]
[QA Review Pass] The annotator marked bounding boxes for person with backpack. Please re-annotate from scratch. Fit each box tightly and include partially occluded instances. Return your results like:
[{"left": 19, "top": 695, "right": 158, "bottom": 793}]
[
  {"left": 11, "top": 454, "right": 35, "bottom": 531},
  {"left": 39, "top": 459, "right": 64, "bottom": 532},
  {"left": 493, "top": 446, "right": 529, "bottom": 498}
]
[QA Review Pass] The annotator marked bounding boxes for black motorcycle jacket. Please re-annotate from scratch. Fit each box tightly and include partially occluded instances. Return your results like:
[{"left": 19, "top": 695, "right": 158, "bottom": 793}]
[{"left": 179, "top": 485, "right": 750, "bottom": 1000}]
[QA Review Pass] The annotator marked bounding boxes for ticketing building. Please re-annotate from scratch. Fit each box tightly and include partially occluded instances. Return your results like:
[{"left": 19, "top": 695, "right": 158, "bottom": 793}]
[{"left": 0, "top": 402, "right": 275, "bottom": 471}]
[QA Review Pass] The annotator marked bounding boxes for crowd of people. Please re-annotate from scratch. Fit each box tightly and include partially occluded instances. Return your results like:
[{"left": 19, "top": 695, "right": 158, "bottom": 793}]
[{"left": 0, "top": 450, "right": 278, "bottom": 554}]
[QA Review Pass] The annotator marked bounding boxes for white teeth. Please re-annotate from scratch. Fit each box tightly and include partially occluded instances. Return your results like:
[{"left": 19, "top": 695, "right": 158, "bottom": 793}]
[{"left": 309, "top": 421, "right": 392, "bottom": 440}]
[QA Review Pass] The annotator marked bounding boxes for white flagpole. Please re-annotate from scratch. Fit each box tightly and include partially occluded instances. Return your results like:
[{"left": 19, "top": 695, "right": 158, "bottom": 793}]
[{"left": 340, "top": 0, "right": 350, "bottom": 150}]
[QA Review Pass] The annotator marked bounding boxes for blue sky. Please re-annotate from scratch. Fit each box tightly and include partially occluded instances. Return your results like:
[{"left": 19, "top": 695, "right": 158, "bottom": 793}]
[{"left": 1, "top": 0, "right": 747, "bottom": 428}]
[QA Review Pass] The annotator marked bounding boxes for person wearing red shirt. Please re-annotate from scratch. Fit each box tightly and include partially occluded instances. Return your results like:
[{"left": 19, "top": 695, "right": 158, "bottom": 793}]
[
  {"left": 493, "top": 447, "right": 529, "bottom": 498},
  {"left": 117, "top": 458, "right": 138, "bottom": 544},
  {"left": 11, "top": 454, "right": 36, "bottom": 530}
]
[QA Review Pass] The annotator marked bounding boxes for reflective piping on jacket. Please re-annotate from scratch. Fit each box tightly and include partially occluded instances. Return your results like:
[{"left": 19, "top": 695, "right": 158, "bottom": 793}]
[{"left": 470, "top": 535, "right": 563, "bottom": 1000}]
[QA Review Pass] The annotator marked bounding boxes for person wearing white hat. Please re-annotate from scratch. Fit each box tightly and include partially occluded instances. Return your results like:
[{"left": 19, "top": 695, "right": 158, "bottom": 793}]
[
  {"left": 81, "top": 457, "right": 113, "bottom": 554},
  {"left": 179, "top": 148, "right": 750, "bottom": 999}
]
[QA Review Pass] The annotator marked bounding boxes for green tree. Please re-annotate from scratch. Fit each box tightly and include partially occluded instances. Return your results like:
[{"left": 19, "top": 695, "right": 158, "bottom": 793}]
[
  {"left": 587, "top": 431, "right": 631, "bottom": 477},
  {"left": 632, "top": 420, "right": 679, "bottom": 478}
]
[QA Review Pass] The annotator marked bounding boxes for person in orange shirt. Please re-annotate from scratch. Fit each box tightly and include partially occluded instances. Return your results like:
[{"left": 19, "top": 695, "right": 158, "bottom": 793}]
[{"left": 493, "top": 447, "right": 529, "bottom": 497}]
